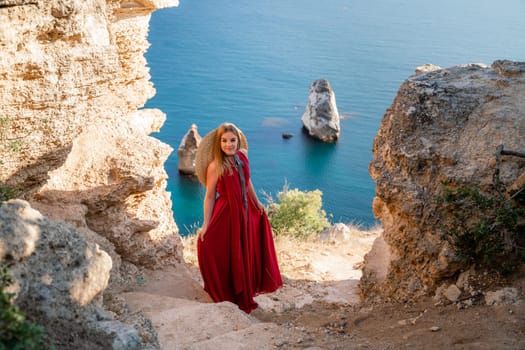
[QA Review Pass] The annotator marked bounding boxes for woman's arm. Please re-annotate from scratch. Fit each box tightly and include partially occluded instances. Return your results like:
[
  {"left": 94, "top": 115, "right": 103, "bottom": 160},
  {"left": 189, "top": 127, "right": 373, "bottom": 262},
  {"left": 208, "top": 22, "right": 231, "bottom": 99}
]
[
  {"left": 200, "top": 161, "right": 218, "bottom": 240},
  {"left": 248, "top": 179, "right": 265, "bottom": 214},
  {"left": 241, "top": 148, "right": 265, "bottom": 214}
]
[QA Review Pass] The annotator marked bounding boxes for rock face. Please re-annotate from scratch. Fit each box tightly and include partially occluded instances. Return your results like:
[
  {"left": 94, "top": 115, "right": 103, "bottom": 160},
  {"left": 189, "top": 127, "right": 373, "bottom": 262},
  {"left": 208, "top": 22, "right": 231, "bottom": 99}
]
[
  {"left": 0, "top": 200, "right": 147, "bottom": 349},
  {"left": 0, "top": 1, "right": 181, "bottom": 347},
  {"left": 0, "top": 1, "right": 182, "bottom": 269},
  {"left": 415, "top": 63, "right": 442, "bottom": 75},
  {"left": 177, "top": 124, "right": 202, "bottom": 175},
  {"left": 301, "top": 79, "right": 341, "bottom": 142},
  {"left": 35, "top": 110, "right": 179, "bottom": 268},
  {"left": 1, "top": 200, "right": 112, "bottom": 310},
  {"left": 361, "top": 60, "right": 525, "bottom": 302}
]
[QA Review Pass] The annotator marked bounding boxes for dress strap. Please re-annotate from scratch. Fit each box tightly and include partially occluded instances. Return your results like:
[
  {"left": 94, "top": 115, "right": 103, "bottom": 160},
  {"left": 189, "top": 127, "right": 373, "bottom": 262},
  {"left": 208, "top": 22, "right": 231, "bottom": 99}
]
[{"left": 233, "top": 153, "right": 248, "bottom": 220}]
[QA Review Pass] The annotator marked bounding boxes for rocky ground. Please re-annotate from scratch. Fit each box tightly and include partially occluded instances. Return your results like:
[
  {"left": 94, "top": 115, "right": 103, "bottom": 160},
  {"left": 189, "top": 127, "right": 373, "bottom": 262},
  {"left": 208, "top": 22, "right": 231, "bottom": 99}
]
[{"left": 119, "top": 226, "right": 525, "bottom": 349}]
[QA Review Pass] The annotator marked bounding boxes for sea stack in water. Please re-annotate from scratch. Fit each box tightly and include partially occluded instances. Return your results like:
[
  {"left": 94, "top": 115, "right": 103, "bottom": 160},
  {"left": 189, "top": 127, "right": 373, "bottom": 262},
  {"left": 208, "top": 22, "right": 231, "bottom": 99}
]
[
  {"left": 178, "top": 124, "right": 202, "bottom": 175},
  {"left": 301, "top": 79, "right": 341, "bottom": 142}
]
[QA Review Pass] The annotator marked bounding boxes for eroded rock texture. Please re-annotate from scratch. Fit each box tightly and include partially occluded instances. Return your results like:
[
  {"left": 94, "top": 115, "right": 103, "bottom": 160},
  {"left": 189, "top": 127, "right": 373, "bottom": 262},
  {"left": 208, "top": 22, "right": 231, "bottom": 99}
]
[
  {"left": 362, "top": 60, "right": 525, "bottom": 302},
  {"left": 177, "top": 123, "right": 202, "bottom": 175},
  {"left": 301, "top": 79, "right": 341, "bottom": 142},
  {"left": 0, "top": 0, "right": 181, "bottom": 270}
]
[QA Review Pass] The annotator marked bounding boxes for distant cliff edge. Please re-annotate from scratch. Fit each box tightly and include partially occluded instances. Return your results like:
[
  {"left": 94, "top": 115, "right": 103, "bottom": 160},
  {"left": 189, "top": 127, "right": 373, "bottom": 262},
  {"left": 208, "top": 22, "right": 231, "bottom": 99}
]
[{"left": 362, "top": 61, "right": 525, "bottom": 302}]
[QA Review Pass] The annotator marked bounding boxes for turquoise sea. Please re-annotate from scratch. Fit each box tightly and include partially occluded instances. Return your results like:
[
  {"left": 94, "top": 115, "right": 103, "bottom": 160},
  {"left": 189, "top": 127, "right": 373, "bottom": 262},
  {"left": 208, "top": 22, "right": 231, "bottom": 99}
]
[{"left": 145, "top": 0, "right": 525, "bottom": 234}]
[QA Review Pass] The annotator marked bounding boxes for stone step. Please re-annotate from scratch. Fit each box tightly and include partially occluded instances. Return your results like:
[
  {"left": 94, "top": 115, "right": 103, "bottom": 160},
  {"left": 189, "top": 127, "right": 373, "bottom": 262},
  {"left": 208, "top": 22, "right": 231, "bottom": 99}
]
[{"left": 120, "top": 292, "right": 301, "bottom": 349}]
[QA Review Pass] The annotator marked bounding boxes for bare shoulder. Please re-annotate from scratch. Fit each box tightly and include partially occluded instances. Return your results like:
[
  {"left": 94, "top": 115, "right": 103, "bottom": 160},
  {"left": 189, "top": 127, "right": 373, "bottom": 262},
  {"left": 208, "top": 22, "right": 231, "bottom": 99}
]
[
  {"left": 206, "top": 161, "right": 218, "bottom": 188},
  {"left": 206, "top": 160, "right": 217, "bottom": 173}
]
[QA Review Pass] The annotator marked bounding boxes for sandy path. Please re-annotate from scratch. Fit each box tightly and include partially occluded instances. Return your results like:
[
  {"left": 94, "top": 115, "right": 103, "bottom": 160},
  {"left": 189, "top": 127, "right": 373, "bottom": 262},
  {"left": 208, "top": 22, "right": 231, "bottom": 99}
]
[
  {"left": 117, "top": 227, "right": 525, "bottom": 349},
  {"left": 119, "top": 228, "right": 379, "bottom": 349}
]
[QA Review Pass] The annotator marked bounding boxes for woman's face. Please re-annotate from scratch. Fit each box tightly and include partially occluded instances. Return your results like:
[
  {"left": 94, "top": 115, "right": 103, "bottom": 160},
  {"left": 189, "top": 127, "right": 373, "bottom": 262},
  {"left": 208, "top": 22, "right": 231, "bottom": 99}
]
[{"left": 220, "top": 131, "right": 239, "bottom": 156}]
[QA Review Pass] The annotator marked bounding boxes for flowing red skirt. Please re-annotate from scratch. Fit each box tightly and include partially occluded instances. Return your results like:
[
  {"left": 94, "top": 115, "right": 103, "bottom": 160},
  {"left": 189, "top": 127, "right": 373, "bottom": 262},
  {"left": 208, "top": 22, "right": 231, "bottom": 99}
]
[{"left": 197, "top": 152, "right": 283, "bottom": 313}]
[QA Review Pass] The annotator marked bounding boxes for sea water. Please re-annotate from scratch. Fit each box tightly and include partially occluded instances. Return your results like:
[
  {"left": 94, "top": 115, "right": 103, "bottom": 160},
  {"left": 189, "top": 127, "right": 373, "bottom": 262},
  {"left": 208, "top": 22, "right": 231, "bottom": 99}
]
[{"left": 144, "top": 0, "right": 525, "bottom": 234}]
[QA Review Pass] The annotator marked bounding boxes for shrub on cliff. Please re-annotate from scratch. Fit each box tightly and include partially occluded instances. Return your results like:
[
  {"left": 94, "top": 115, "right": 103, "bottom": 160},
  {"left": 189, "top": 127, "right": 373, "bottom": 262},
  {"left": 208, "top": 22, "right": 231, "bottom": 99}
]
[
  {"left": 0, "top": 186, "right": 15, "bottom": 203},
  {"left": 0, "top": 265, "right": 48, "bottom": 350},
  {"left": 266, "top": 185, "right": 330, "bottom": 239},
  {"left": 437, "top": 183, "right": 525, "bottom": 274}
]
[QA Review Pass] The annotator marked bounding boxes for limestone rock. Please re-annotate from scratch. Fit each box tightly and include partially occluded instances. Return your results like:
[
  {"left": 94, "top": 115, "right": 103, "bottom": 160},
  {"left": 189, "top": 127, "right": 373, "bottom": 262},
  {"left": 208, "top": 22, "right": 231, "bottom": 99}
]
[
  {"left": 1, "top": 200, "right": 112, "bottom": 311},
  {"left": 415, "top": 63, "right": 442, "bottom": 75},
  {"left": 454, "top": 267, "right": 478, "bottom": 294},
  {"left": 485, "top": 288, "right": 520, "bottom": 306},
  {"left": 301, "top": 79, "right": 341, "bottom": 142},
  {"left": 34, "top": 112, "right": 180, "bottom": 268},
  {"left": 0, "top": 0, "right": 181, "bottom": 347},
  {"left": 361, "top": 60, "right": 525, "bottom": 302},
  {"left": 319, "top": 222, "right": 351, "bottom": 243},
  {"left": 0, "top": 199, "right": 160, "bottom": 349},
  {"left": 90, "top": 321, "right": 142, "bottom": 350},
  {"left": 122, "top": 292, "right": 305, "bottom": 350},
  {"left": 30, "top": 196, "right": 125, "bottom": 288},
  {"left": 178, "top": 124, "right": 202, "bottom": 175},
  {"left": 0, "top": 0, "right": 182, "bottom": 270},
  {"left": 0, "top": 200, "right": 136, "bottom": 348},
  {"left": 443, "top": 285, "right": 462, "bottom": 302},
  {"left": 0, "top": 0, "right": 37, "bottom": 7}
]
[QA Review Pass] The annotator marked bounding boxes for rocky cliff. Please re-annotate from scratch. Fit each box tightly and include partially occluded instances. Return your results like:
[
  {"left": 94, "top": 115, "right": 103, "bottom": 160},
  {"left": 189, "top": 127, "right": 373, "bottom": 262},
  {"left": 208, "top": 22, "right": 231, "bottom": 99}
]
[
  {"left": 0, "top": 0, "right": 182, "bottom": 268},
  {"left": 362, "top": 60, "right": 525, "bottom": 302},
  {"left": 2, "top": 0, "right": 524, "bottom": 347},
  {"left": 1, "top": 1, "right": 181, "bottom": 347},
  {"left": 301, "top": 79, "right": 341, "bottom": 142}
]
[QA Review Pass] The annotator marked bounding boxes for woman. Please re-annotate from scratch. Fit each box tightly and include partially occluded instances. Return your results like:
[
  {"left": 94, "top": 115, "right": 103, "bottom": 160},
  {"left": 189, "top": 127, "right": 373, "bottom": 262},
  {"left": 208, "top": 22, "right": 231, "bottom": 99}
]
[{"left": 195, "top": 122, "right": 283, "bottom": 313}]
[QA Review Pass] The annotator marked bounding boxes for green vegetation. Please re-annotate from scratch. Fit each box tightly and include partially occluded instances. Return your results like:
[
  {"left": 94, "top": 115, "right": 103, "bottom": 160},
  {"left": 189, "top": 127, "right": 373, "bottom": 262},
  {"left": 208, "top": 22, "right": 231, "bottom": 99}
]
[
  {"left": 0, "top": 114, "right": 26, "bottom": 155},
  {"left": 437, "top": 182, "right": 525, "bottom": 274},
  {"left": 0, "top": 113, "right": 24, "bottom": 204},
  {"left": 0, "top": 185, "right": 16, "bottom": 203},
  {"left": 266, "top": 185, "right": 330, "bottom": 239},
  {"left": 0, "top": 115, "right": 10, "bottom": 141},
  {"left": 0, "top": 266, "right": 48, "bottom": 350},
  {"left": 6, "top": 140, "right": 22, "bottom": 153}
]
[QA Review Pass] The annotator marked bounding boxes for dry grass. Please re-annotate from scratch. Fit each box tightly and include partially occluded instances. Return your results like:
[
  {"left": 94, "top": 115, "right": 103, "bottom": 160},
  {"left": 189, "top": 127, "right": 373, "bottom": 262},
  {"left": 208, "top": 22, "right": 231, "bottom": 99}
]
[
  {"left": 181, "top": 223, "right": 382, "bottom": 282},
  {"left": 181, "top": 233, "right": 199, "bottom": 266}
]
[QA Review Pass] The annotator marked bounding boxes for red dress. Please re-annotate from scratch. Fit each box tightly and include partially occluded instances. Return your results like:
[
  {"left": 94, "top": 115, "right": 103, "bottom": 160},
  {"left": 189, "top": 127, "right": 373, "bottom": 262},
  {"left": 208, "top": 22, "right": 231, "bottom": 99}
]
[{"left": 197, "top": 151, "right": 283, "bottom": 313}]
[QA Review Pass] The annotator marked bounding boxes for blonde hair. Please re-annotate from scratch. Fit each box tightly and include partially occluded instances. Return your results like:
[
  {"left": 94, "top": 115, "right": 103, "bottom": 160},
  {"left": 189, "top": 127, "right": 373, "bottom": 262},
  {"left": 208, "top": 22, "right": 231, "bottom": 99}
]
[{"left": 213, "top": 122, "right": 243, "bottom": 178}]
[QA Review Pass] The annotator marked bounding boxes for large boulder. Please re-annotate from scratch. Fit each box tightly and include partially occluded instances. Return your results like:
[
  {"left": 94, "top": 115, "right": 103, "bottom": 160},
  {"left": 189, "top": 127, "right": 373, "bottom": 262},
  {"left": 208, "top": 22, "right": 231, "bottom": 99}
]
[
  {"left": 361, "top": 60, "right": 525, "bottom": 302},
  {"left": 177, "top": 124, "right": 202, "bottom": 175},
  {"left": 0, "top": 200, "right": 112, "bottom": 311},
  {"left": 301, "top": 79, "right": 341, "bottom": 142},
  {"left": 0, "top": 200, "right": 148, "bottom": 349}
]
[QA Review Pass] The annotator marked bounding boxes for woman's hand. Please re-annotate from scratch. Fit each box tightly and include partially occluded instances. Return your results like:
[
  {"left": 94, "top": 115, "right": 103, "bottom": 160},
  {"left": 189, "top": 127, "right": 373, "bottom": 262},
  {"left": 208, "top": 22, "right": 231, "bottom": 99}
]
[
  {"left": 198, "top": 226, "right": 207, "bottom": 241},
  {"left": 248, "top": 179, "right": 265, "bottom": 216},
  {"left": 256, "top": 201, "right": 265, "bottom": 215}
]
